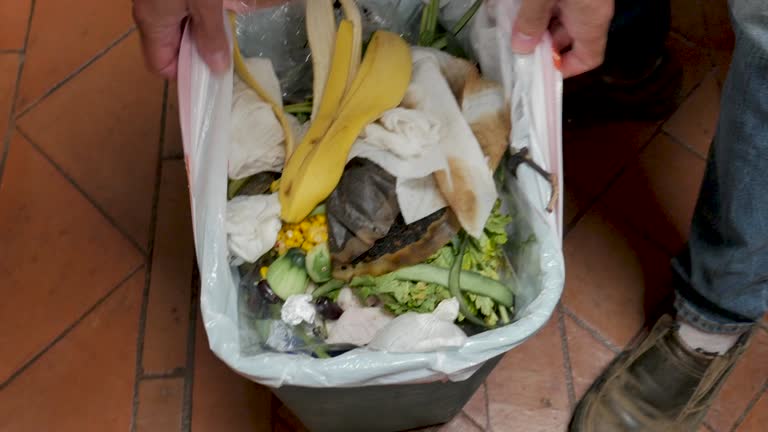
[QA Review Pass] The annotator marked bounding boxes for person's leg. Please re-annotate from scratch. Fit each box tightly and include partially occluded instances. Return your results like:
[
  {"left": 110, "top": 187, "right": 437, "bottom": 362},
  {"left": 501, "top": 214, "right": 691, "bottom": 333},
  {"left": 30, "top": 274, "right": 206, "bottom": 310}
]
[
  {"left": 570, "top": 1, "right": 768, "bottom": 430},
  {"left": 672, "top": 0, "right": 768, "bottom": 335}
]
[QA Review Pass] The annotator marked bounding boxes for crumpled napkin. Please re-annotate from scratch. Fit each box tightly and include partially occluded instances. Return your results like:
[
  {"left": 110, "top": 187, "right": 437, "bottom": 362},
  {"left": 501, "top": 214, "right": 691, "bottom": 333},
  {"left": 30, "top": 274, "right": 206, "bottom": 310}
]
[
  {"left": 367, "top": 298, "right": 468, "bottom": 352},
  {"left": 325, "top": 307, "right": 394, "bottom": 346},
  {"left": 358, "top": 107, "right": 440, "bottom": 159},
  {"left": 225, "top": 193, "right": 282, "bottom": 263},
  {"left": 229, "top": 57, "right": 307, "bottom": 180}
]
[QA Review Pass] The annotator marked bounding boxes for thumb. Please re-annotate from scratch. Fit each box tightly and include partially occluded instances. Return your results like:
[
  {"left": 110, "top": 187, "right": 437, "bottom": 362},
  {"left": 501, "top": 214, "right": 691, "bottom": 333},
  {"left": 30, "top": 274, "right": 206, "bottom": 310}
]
[
  {"left": 189, "top": 0, "right": 230, "bottom": 74},
  {"left": 510, "top": 0, "right": 556, "bottom": 54}
]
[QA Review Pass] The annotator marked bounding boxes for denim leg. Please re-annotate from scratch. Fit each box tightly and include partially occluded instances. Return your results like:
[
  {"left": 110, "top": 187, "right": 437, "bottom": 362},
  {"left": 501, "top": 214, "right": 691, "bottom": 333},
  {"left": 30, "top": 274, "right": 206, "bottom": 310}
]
[{"left": 673, "top": 0, "right": 768, "bottom": 334}]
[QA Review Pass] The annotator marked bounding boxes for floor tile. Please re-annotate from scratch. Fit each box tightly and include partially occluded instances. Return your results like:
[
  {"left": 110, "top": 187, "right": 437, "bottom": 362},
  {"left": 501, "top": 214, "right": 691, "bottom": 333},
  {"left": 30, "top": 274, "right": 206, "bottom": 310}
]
[
  {"left": 671, "top": 0, "right": 733, "bottom": 51},
  {"left": 562, "top": 206, "right": 673, "bottom": 347},
  {"left": 15, "top": 0, "right": 133, "bottom": 110},
  {"left": 486, "top": 318, "right": 570, "bottom": 432},
  {"left": 667, "top": 34, "right": 715, "bottom": 108},
  {"left": 0, "top": 0, "right": 32, "bottom": 50},
  {"left": 663, "top": 72, "right": 721, "bottom": 156},
  {"left": 438, "top": 413, "right": 483, "bottom": 432},
  {"left": 142, "top": 161, "right": 194, "bottom": 375},
  {"left": 163, "top": 80, "right": 183, "bottom": 158},
  {"left": 462, "top": 382, "right": 488, "bottom": 430},
  {"left": 601, "top": 134, "right": 706, "bottom": 254},
  {"left": 564, "top": 315, "right": 617, "bottom": 401},
  {"left": 706, "top": 329, "right": 768, "bottom": 431},
  {"left": 0, "top": 54, "right": 19, "bottom": 139},
  {"left": 735, "top": 391, "right": 768, "bottom": 432},
  {"left": 0, "top": 270, "right": 144, "bottom": 432},
  {"left": 135, "top": 378, "right": 185, "bottom": 432},
  {"left": 563, "top": 118, "right": 660, "bottom": 209},
  {"left": 563, "top": 185, "right": 582, "bottom": 229},
  {"left": 17, "top": 33, "right": 164, "bottom": 249},
  {"left": 191, "top": 311, "right": 273, "bottom": 432},
  {"left": 0, "top": 133, "right": 143, "bottom": 383}
]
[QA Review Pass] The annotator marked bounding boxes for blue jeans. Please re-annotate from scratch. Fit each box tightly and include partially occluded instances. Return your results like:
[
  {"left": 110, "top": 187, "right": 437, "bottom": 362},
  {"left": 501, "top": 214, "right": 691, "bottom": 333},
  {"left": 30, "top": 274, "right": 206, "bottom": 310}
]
[{"left": 672, "top": 0, "right": 768, "bottom": 334}]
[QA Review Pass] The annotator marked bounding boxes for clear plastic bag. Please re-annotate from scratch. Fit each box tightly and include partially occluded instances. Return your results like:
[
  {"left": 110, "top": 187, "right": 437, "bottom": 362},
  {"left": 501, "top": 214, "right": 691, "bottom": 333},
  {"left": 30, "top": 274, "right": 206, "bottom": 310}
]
[{"left": 177, "top": 0, "right": 564, "bottom": 387}]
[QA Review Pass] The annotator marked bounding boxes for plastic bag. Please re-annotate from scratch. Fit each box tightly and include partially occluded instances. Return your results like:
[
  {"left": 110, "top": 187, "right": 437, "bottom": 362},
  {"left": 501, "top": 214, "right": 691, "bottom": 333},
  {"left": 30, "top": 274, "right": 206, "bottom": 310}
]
[{"left": 177, "top": 0, "right": 564, "bottom": 388}]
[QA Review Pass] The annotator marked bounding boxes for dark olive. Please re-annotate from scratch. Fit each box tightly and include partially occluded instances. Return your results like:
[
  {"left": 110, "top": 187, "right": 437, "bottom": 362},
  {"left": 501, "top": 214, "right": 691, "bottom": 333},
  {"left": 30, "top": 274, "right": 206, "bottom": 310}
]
[
  {"left": 257, "top": 280, "right": 281, "bottom": 304},
  {"left": 314, "top": 297, "right": 344, "bottom": 320}
]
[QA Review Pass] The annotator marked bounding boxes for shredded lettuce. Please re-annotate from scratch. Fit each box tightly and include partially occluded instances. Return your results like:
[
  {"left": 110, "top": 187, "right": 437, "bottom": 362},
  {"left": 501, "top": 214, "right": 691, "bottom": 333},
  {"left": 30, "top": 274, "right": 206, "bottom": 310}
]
[{"left": 355, "top": 201, "right": 513, "bottom": 325}]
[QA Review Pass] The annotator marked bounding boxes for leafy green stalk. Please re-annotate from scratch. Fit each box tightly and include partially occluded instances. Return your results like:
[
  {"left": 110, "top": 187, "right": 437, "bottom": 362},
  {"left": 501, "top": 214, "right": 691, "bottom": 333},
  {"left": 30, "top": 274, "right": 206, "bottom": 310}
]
[
  {"left": 284, "top": 101, "right": 313, "bottom": 114},
  {"left": 419, "top": 0, "right": 441, "bottom": 46},
  {"left": 430, "top": 0, "right": 483, "bottom": 49},
  {"left": 312, "top": 279, "right": 345, "bottom": 299},
  {"left": 228, "top": 176, "right": 250, "bottom": 199},
  {"left": 449, "top": 233, "right": 487, "bottom": 327}
]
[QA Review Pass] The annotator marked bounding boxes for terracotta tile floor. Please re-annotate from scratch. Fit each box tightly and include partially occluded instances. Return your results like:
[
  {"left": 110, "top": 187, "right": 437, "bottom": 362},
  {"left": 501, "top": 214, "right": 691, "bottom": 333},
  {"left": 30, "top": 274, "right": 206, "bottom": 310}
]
[{"left": 1, "top": 2, "right": 766, "bottom": 432}]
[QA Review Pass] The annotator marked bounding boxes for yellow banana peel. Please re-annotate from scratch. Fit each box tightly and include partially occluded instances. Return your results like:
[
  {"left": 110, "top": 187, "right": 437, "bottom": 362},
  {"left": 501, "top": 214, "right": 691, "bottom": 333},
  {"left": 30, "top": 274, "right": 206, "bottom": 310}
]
[
  {"left": 279, "top": 20, "right": 355, "bottom": 192},
  {"left": 306, "top": 0, "right": 336, "bottom": 119},
  {"left": 339, "top": 0, "right": 363, "bottom": 91},
  {"left": 228, "top": 12, "right": 295, "bottom": 158},
  {"left": 279, "top": 31, "right": 413, "bottom": 222}
]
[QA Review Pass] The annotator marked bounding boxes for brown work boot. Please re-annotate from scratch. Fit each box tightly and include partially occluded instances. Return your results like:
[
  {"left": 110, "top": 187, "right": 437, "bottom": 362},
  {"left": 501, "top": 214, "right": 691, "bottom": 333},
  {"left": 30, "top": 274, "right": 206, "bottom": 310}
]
[{"left": 570, "top": 315, "right": 752, "bottom": 432}]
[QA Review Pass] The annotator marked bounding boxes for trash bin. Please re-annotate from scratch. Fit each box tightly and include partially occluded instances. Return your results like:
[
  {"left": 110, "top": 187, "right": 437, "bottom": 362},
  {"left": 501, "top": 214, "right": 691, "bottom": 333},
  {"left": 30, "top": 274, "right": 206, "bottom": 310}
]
[
  {"left": 272, "top": 355, "right": 502, "bottom": 432},
  {"left": 176, "top": 1, "right": 564, "bottom": 431}
]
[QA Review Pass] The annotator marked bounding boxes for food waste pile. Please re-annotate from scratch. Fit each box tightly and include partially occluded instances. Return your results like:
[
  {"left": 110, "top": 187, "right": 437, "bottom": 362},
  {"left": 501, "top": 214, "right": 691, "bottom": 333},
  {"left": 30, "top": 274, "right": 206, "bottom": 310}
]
[{"left": 224, "top": 0, "right": 530, "bottom": 358}]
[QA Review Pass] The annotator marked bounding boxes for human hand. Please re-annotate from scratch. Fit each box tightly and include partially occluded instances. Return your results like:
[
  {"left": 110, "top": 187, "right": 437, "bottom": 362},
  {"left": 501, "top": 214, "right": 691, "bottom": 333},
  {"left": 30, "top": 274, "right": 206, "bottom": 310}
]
[
  {"left": 508, "top": 0, "right": 615, "bottom": 78},
  {"left": 132, "top": 0, "right": 285, "bottom": 78}
]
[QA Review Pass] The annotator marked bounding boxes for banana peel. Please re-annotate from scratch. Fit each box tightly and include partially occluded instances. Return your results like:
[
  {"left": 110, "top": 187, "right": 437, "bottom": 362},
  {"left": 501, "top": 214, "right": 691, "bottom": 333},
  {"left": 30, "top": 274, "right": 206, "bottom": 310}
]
[
  {"left": 306, "top": 0, "right": 336, "bottom": 119},
  {"left": 279, "top": 31, "right": 413, "bottom": 223},
  {"left": 279, "top": 20, "right": 356, "bottom": 194},
  {"left": 339, "top": 0, "right": 363, "bottom": 90},
  {"left": 228, "top": 12, "right": 295, "bottom": 157}
]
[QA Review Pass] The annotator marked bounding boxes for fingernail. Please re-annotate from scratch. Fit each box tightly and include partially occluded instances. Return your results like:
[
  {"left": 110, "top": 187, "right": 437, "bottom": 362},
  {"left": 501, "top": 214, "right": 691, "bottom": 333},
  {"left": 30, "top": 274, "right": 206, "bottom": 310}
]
[
  {"left": 210, "top": 51, "right": 230, "bottom": 74},
  {"left": 510, "top": 32, "right": 537, "bottom": 54}
]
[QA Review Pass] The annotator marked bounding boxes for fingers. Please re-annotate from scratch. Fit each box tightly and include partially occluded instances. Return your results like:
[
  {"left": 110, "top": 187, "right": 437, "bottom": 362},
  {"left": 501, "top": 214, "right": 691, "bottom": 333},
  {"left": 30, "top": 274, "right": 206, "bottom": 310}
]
[
  {"left": 556, "top": 0, "right": 613, "bottom": 77},
  {"left": 510, "top": 0, "right": 557, "bottom": 53},
  {"left": 189, "top": 0, "right": 230, "bottom": 74},
  {"left": 549, "top": 19, "right": 573, "bottom": 53},
  {"left": 133, "top": 0, "right": 186, "bottom": 78}
]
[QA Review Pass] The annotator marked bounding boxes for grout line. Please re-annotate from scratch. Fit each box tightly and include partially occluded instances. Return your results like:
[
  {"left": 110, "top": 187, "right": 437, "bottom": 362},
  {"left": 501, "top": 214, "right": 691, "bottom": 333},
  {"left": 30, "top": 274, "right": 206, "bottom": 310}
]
[
  {"left": 0, "top": 0, "right": 36, "bottom": 187},
  {"left": 458, "top": 411, "right": 485, "bottom": 432},
  {"left": 482, "top": 380, "right": 491, "bottom": 431},
  {"left": 0, "top": 265, "right": 144, "bottom": 390},
  {"left": 130, "top": 79, "right": 170, "bottom": 432},
  {"left": 141, "top": 369, "right": 186, "bottom": 380},
  {"left": 21, "top": 0, "right": 36, "bottom": 52},
  {"left": 729, "top": 379, "right": 767, "bottom": 432},
  {"left": 562, "top": 306, "right": 622, "bottom": 354},
  {"left": 557, "top": 305, "right": 578, "bottom": 409},
  {"left": 663, "top": 130, "right": 709, "bottom": 160},
  {"left": 16, "top": 128, "right": 148, "bottom": 255},
  {"left": 181, "top": 265, "right": 201, "bottom": 432},
  {"left": 562, "top": 43, "right": 713, "bottom": 237},
  {"left": 0, "top": 53, "right": 24, "bottom": 185},
  {"left": 15, "top": 27, "right": 136, "bottom": 119}
]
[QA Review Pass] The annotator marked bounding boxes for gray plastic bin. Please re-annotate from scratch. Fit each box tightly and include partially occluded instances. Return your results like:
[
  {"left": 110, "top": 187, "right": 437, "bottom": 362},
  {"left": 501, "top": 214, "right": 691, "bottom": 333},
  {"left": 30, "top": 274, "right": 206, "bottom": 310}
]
[{"left": 271, "top": 355, "right": 502, "bottom": 432}]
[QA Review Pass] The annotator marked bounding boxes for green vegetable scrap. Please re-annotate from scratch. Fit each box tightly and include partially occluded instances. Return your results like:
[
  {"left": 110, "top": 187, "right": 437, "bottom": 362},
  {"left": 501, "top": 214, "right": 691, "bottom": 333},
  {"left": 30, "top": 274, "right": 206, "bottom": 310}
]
[
  {"left": 266, "top": 248, "right": 310, "bottom": 300},
  {"left": 351, "top": 201, "right": 517, "bottom": 327}
]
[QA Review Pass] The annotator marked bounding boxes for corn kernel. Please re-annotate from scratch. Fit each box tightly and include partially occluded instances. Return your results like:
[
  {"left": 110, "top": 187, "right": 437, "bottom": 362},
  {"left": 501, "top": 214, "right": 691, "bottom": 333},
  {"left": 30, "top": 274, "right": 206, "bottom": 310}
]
[
  {"left": 316, "top": 214, "right": 326, "bottom": 224},
  {"left": 300, "top": 221, "right": 310, "bottom": 231},
  {"left": 259, "top": 266, "right": 268, "bottom": 279}
]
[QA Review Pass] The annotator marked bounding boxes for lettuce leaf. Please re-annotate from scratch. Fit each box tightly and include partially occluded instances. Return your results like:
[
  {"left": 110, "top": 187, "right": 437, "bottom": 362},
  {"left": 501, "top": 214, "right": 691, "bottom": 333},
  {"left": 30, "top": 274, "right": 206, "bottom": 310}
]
[{"left": 353, "top": 201, "right": 513, "bottom": 325}]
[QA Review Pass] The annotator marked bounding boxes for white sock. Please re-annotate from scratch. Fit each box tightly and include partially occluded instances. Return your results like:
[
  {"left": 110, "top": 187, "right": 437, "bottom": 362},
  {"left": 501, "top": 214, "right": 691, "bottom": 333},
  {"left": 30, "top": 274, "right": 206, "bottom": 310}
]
[{"left": 677, "top": 322, "right": 740, "bottom": 355}]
